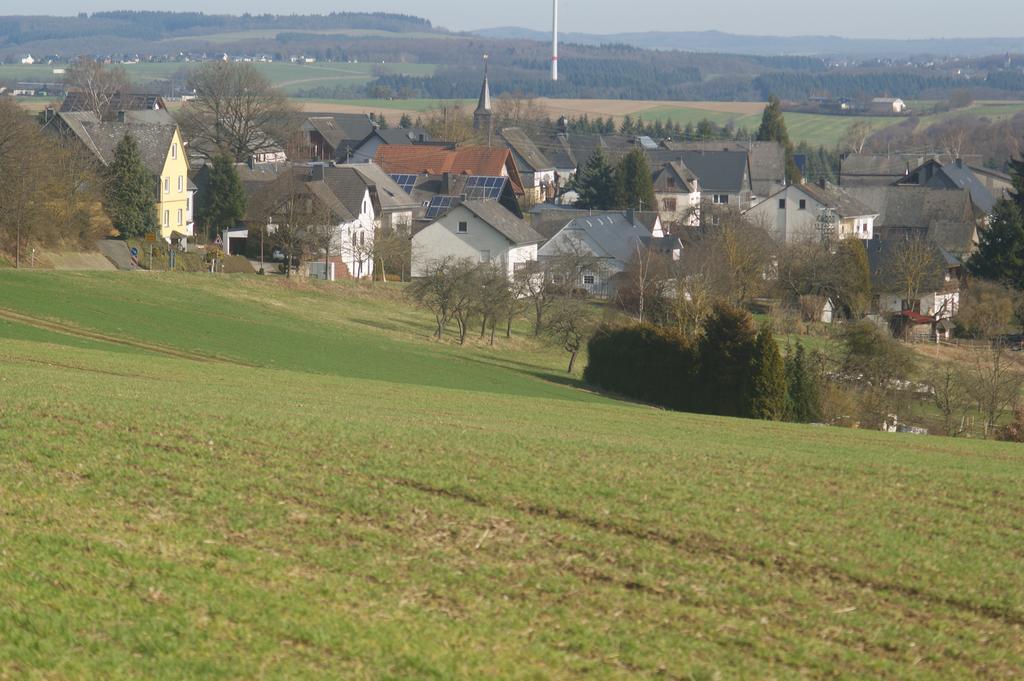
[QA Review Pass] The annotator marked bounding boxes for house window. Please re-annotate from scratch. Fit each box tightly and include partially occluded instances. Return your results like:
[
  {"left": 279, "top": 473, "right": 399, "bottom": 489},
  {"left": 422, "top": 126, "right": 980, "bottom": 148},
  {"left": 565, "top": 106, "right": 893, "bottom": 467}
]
[
  {"left": 479, "top": 250, "right": 491, "bottom": 262},
  {"left": 163, "top": 210, "right": 169, "bottom": 227},
  {"left": 713, "top": 194, "right": 728, "bottom": 204},
  {"left": 799, "top": 199, "right": 807, "bottom": 210},
  {"left": 164, "top": 178, "right": 170, "bottom": 193},
  {"left": 662, "top": 198, "right": 677, "bottom": 212},
  {"left": 360, "top": 231, "right": 365, "bottom": 246},
  {"left": 171, "top": 143, "right": 177, "bottom": 159},
  {"left": 583, "top": 274, "right": 595, "bottom": 285},
  {"left": 177, "top": 209, "right": 183, "bottom": 225},
  {"left": 778, "top": 198, "right": 786, "bottom": 209},
  {"left": 177, "top": 176, "right": 183, "bottom": 192},
  {"left": 667, "top": 177, "right": 676, "bottom": 188},
  {"left": 457, "top": 221, "right": 468, "bottom": 233}
]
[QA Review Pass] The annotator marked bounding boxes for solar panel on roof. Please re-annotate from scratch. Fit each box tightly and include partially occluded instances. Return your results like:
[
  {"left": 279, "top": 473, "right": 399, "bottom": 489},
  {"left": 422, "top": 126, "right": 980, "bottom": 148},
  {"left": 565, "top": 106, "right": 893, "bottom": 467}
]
[
  {"left": 389, "top": 173, "right": 417, "bottom": 194},
  {"left": 464, "top": 176, "right": 506, "bottom": 200},
  {"left": 425, "top": 195, "right": 455, "bottom": 220}
]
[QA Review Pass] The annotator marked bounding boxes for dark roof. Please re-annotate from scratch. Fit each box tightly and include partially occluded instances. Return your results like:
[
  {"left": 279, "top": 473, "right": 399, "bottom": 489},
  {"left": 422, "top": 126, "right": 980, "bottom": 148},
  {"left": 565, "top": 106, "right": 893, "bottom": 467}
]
[
  {"left": 653, "top": 160, "right": 699, "bottom": 194},
  {"left": 540, "top": 213, "right": 654, "bottom": 263},
  {"left": 840, "top": 154, "right": 912, "bottom": 186},
  {"left": 475, "top": 70, "right": 491, "bottom": 116},
  {"left": 60, "top": 91, "right": 167, "bottom": 114},
  {"left": 795, "top": 182, "right": 878, "bottom": 218},
  {"left": 304, "top": 113, "right": 376, "bottom": 150},
  {"left": 676, "top": 150, "right": 750, "bottom": 194},
  {"left": 932, "top": 163, "right": 996, "bottom": 213},
  {"left": 663, "top": 140, "right": 783, "bottom": 196},
  {"left": 52, "top": 111, "right": 176, "bottom": 176},
  {"left": 372, "top": 127, "right": 433, "bottom": 145},
  {"left": 342, "top": 162, "right": 419, "bottom": 212},
  {"left": 843, "top": 186, "right": 975, "bottom": 230},
  {"left": 500, "top": 127, "right": 553, "bottom": 172},
  {"left": 457, "top": 201, "right": 541, "bottom": 245}
]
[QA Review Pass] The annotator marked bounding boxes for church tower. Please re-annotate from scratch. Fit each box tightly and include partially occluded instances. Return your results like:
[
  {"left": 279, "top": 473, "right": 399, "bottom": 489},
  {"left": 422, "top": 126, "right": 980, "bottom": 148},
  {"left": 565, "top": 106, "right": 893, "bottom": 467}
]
[{"left": 473, "top": 54, "right": 493, "bottom": 143}]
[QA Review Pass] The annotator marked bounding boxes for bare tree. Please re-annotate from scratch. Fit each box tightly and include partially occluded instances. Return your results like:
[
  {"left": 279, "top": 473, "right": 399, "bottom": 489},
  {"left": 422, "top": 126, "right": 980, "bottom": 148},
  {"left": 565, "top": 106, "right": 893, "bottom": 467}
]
[
  {"left": 494, "top": 94, "right": 549, "bottom": 129},
  {"left": 252, "top": 172, "right": 331, "bottom": 278},
  {"left": 545, "top": 298, "right": 597, "bottom": 373},
  {"left": 925, "top": 361, "right": 972, "bottom": 437},
  {"left": 177, "top": 61, "right": 297, "bottom": 162},
  {"left": 473, "top": 264, "right": 513, "bottom": 345},
  {"left": 842, "top": 121, "right": 873, "bottom": 154},
  {"left": 407, "top": 256, "right": 463, "bottom": 338},
  {"left": 883, "top": 236, "right": 942, "bottom": 312},
  {"left": 967, "top": 346, "right": 1024, "bottom": 438},
  {"left": 619, "top": 239, "right": 673, "bottom": 324},
  {"left": 373, "top": 225, "right": 411, "bottom": 282},
  {"left": 420, "top": 103, "right": 484, "bottom": 145},
  {"left": 63, "top": 58, "right": 129, "bottom": 119}
]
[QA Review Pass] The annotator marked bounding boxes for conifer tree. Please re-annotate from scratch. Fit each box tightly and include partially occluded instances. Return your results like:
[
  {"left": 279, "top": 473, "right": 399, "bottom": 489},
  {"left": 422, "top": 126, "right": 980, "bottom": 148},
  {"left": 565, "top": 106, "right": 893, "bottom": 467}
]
[
  {"left": 399, "top": 113, "right": 413, "bottom": 128},
  {"left": 573, "top": 148, "right": 618, "bottom": 210},
  {"left": 198, "top": 154, "right": 246, "bottom": 239},
  {"left": 615, "top": 148, "right": 657, "bottom": 212},
  {"left": 619, "top": 114, "right": 634, "bottom": 135},
  {"left": 967, "top": 199, "right": 1024, "bottom": 289},
  {"left": 785, "top": 341, "right": 823, "bottom": 423},
  {"left": 757, "top": 95, "right": 802, "bottom": 184},
  {"left": 104, "top": 133, "right": 156, "bottom": 238},
  {"left": 749, "top": 327, "right": 787, "bottom": 420},
  {"left": 698, "top": 302, "right": 758, "bottom": 418},
  {"left": 1007, "top": 156, "right": 1024, "bottom": 207}
]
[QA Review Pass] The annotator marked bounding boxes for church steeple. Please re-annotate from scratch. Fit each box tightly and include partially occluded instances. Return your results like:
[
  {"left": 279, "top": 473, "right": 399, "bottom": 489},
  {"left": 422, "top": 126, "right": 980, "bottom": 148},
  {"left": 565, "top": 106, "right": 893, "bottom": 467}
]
[{"left": 473, "top": 54, "right": 493, "bottom": 139}]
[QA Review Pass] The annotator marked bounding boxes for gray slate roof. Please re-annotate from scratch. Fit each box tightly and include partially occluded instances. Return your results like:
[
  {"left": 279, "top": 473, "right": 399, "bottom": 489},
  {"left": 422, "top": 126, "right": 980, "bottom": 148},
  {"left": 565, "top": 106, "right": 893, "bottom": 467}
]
[
  {"left": 304, "top": 113, "right": 376, "bottom": 150},
  {"left": 865, "top": 237, "right": 956, "bottom": 294},
  {"left": 458, "top": 201, "right": 542, "bottom": 245},
  {"left": 339, "top": 162, "right": 419, "bottom": 212},
  {"left": 675, "top": 150, "right": 750, "bottom": 194},
  {"left": 663, "top": 140, "right": 783, "bottom": 196},
  {"left": 54, "top": 111, "right": 176, "bottom": 176},
  {"left": 843, "top": 186, "right": 975, "bottom": 228},
  {"left": 796, "top": 182, "right": 878, "bottom": 218},
  {"left": 928, "top": 162, "right": 995, "bottom": 213},
  {"left": 500, "top": 127, "right": 553, "bottom": 172},
  {"left": 543, "top": 213, "right": 653, "bottom": 263}
]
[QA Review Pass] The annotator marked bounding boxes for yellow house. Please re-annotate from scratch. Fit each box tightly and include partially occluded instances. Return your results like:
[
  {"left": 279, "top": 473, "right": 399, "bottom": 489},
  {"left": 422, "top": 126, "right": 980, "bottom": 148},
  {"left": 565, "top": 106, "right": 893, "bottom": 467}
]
[
  {"left": 42, "top": 108, "right": 194, "bottom": 241},
  {"left": 155, "top": 127, "right": 194, "bottom": 240}
]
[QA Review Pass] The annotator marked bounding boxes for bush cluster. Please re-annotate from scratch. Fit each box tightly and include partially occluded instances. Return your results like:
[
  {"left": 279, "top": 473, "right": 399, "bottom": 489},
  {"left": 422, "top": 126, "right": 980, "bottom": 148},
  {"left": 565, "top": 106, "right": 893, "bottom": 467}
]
[{"left": 585, "top": 303, "right": 796, "bottom": 421}]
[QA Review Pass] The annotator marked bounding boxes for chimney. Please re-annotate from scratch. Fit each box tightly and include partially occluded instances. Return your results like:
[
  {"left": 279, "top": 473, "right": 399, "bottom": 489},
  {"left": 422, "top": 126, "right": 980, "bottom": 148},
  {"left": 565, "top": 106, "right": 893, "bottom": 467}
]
[
  {"left": 818, "top": 178, "right": 827, "bottom": 190},
  {"left": 310, "top": 164, "right": 325, "bottom": 181},
  {"left": 626, "top": 208, "right": 635, "bottom": 225},
  {"left": 955, "top": 158, "right": 963, "bottom": 169},
  {"left": 116, "top": 110, "right": 125, "bottom": 123}
]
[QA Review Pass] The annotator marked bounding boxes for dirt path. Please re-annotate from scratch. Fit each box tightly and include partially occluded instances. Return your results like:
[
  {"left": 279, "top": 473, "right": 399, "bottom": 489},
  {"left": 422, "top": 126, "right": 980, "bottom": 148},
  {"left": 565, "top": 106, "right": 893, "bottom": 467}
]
[{"left": 0, "top": 307, "right": 258, "bottom": 368}]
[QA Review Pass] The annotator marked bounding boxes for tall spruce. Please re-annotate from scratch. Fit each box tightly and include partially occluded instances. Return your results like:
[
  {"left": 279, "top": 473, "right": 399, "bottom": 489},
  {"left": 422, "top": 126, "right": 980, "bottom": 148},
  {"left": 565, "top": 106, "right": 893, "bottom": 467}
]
[
  {"left": 198, "top": 154, "right": 246, "bottom": 239},
  {"left": 615, "top": 148, "right": 657, "bottom": 212},
  {"left": 104, "top": 133, "right": 156, "bottom": 238},
  {"left": 749, "top": 327, "right": 787, "bottom": 420},
  {"left": 698, "top": 302, "right": 759, "bottom": 418},
  {"left": 756, "top": 95, "right": 802, "bottom": 184},
  {"left": 967, "top": 199, "right": 1024, "bottom": 289},
  {"left": 1007, "top": 156, "right": 1024, "bottom": 207},
  {"left": 573, "top": 148, "right": 618, "bottom": 210},
  {"left": 785, "top": 341, "right": 823, "bottom": 423}
]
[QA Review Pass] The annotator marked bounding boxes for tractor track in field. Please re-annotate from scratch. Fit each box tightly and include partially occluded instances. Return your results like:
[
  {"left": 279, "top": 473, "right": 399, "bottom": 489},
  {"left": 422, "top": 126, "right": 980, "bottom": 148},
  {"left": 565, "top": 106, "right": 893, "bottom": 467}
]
[
  {"left": 389, "top": 476, "right": 1024, "bottom": 629},
  {"left": 0, "top": 307, "right": 259, "bottom": 368}
]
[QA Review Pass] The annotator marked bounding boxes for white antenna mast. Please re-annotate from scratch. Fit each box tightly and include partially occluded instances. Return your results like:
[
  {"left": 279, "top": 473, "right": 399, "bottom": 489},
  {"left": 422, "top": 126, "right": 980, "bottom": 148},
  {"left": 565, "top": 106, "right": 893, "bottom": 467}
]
[{"left": 551, "top": 0, "right": 559, "bottom": 81}]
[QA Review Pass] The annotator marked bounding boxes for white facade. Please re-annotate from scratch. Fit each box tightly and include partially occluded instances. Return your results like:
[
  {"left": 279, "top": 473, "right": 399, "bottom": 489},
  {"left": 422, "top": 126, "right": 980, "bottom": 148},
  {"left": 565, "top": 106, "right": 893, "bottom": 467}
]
[
  {"left": 656, "top": 189, "right": 701, "bottom": 227},
  {"left": 878, "top": 291, "right": 959, "bottom": 318},
  {"left": 411, "top": 204, "right": 537, "bottom": 280},
  {"left": 333, "top": 188, "right": 377, "bottom": 279},
  {"left": 745, "top": 185, "right": 876, "bottom": 244}
]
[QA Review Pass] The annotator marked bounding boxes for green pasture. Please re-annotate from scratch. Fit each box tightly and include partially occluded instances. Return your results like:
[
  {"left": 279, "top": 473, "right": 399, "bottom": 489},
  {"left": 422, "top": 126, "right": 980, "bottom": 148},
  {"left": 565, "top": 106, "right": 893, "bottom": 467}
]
[{"left": 0, "top": 271, "right": 1021, "bottom": 678}]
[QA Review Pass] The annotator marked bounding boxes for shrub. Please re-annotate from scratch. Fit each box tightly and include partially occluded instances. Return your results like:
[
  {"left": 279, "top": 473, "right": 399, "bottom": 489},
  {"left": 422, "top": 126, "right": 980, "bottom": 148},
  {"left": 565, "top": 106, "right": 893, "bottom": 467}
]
[
  {"left": 698, "top": 303, "right": 759, "bottom": 418},
  {"left": 750, "top": 327, "right": 787, "bottom": 420}
]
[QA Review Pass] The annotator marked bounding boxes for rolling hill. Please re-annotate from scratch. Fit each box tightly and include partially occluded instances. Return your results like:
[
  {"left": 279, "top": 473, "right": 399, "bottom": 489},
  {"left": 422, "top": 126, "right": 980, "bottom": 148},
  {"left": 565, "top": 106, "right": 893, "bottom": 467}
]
[{"left": 0, "top": 271, "right": 1021, "bottom": 677}]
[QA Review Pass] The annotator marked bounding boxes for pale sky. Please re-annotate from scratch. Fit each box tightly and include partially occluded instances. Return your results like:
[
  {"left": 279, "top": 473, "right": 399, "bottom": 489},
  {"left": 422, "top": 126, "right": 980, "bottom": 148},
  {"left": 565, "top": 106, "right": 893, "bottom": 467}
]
[{"left": 15, "top": 0, "right": 1024, "bottom": 40}]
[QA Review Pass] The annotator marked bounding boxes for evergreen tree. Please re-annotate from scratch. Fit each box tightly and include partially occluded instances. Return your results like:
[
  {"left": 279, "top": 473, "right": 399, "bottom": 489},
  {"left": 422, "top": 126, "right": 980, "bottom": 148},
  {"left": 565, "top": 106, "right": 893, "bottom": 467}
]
[
  {"left": 573, "top": 148, "right": 618, "bottom": 210},
  {"left": 198, "top": 154, "right": 246, "bottom": 239},
  {"left": 377, "top": 113, "right": 389, "bottom": 129},
  {"left": 398, "top": 113, "right": 413, "bottom": 128},
  {"left": 620, "top": 114, "right": 634, "bottom": 135},
  {"left": 785, "top": 341, "right": 823, "bottom": 423},
  {"left": 683, "top": 122, "right": 695, "bottom": 140},
  {"left": 967, "top": 199, "right": 1024, "bottom": 289},
  {"left": 1008, "top": 156, "right": 1024, "bottom": 207},
  {"left": 756, "top": 95, "right": 802, "bottom": 184},
  {"left": 698, "top": 303, "right": 758, "bottom": 418},
  {"left": 615, "top": 148, "right": 657, "bottom": 212},
  {"left": 104, "top": 133, "right": 156, "bottom": 238},
  {"left": 696, "top": 118, "right": 715, "bottom": 139},
  {"left": 749, "top": 327, "right": 787, "bottom": 420}
]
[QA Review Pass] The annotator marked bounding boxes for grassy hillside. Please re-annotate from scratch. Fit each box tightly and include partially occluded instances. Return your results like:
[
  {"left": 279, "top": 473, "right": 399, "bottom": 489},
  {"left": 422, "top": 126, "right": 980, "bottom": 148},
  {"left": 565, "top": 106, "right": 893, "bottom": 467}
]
[{"left": 0, "top": 271, "right": 1022, "bottom": 678}]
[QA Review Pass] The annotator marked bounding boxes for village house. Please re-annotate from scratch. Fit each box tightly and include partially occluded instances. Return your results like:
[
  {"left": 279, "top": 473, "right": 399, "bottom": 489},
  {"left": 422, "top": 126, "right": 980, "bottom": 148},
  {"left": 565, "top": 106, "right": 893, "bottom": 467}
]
[
  {"left": 870, "top": 97, "right": 907, "bottom": 114},
  {"left": 350, "top": 127, "right": 436, "bottom": 164},
  {"left": 537, "top": 212, "right": 681, "bottom": 297},
  {"left": 745, "top": 180, "right": 878, "bottom": 243},
  {"left": 42, "top": 105, "right": 193, "bottom": 241},
  {"left": 301, "top": 113, "right": 377, "bottom": 163},
  {"left": 898, "top": 158, "right": 997, "bottom": 215},
  {"left": 411, "top": 201, "right": 542, "bottom": 279},
  {"left": 651, "top": 160, "right": 701, "bottom": 227},
  {"left": 499, "top": 127, "right": 558, "bottom": 205}
]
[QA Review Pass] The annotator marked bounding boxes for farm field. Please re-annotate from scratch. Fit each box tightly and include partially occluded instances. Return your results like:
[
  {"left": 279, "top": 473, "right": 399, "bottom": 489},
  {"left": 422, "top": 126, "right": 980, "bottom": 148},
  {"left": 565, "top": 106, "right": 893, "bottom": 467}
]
[{"left": 0, "top": 271, "right": 1022, "bottom": 678}]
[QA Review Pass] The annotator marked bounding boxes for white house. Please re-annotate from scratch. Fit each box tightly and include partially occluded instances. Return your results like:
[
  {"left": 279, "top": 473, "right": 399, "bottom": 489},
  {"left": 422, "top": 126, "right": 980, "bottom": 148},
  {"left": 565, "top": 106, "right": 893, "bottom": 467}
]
[
  {"left": 870, "top": 97, "right": 907, "bottom": 114},
  {"left": 745, "top": 181, "right": 879, "bottom": 244},
  {"left": 652, "top": 161, "right": 701, "bottom": 227},
  {"left": 20, "top": 54, "right": 34, "bottom": 65},
  {"left": 537, "top": 212, "right": 682, "bottom": 297},
  {"left": 411, "top": 201, "right": 542, "bottom": 280}
]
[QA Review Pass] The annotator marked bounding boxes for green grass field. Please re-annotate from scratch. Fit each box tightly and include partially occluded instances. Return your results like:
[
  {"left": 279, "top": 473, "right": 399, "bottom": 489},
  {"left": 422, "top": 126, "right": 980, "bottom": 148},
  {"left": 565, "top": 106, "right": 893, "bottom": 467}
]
[{"left": 0, "top": 271, "right": 1022, "bottom": 678}]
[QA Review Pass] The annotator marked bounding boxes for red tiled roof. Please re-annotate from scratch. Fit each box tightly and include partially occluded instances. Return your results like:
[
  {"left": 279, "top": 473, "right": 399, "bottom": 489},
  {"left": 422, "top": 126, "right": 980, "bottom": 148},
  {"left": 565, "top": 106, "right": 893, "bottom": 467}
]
[{"left": 373, "top": 145, "right": 523, "bottom": 194}]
